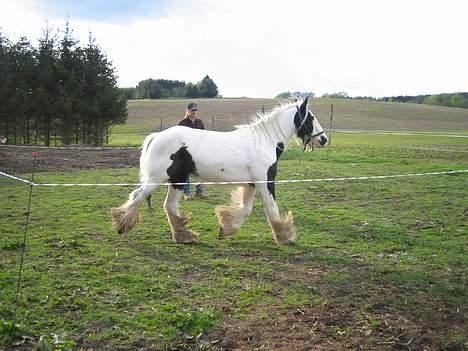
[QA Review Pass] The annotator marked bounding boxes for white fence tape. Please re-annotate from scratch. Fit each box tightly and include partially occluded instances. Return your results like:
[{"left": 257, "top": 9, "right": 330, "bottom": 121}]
[
  {"left": 334, "top": 129, "right": 468, "bottom": 138},
  {"left": 0, "top": 171, "right": 34, "bottom": 185},
  {"left": 1, "top": 170, "right": 467, "bottom": 187}
]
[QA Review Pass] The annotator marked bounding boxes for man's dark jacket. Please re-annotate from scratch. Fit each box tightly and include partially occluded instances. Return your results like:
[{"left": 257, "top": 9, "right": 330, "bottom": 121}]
[{"left": 178, "top": 117, "right": 205, "bottom": 129}]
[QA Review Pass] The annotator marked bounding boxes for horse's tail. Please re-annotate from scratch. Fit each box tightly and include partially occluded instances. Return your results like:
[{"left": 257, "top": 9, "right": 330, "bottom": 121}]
[{"left": 111, "top": 133, "right": 160, "bottom": 234}]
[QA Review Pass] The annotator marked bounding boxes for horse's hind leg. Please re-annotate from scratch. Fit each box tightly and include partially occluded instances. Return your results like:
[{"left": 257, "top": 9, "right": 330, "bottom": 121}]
[
  {"left": 146, "top": 195, "right": 155, "bottom": 216},
  {"left": 164, "top": 186, "right": 199, "bottom": 243},
  {"left": 111, "top": 182, "right": 158, "bottom": 234},
  {"left": 215, "top": 185, "right": 256, "bottom": 239},
  {"left": 256, "top": 184, "right": 296, "bottom": 245}
]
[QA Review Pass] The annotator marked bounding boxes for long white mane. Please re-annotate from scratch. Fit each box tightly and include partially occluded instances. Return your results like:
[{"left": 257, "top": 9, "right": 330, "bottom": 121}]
[{"left": 235, "top": 100, "right": 299, "bottom": 130}]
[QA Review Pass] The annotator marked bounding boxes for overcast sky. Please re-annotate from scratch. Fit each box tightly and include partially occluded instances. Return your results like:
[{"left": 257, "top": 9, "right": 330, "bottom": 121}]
[{"left": 1, "top": 0, "right": 467, "bottom": 98}]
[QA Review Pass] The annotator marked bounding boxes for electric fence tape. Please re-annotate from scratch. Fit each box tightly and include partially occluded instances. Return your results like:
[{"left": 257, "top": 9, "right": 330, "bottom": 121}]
[{"left": 1, "top": 169, "right": 467, "bottom": 187}]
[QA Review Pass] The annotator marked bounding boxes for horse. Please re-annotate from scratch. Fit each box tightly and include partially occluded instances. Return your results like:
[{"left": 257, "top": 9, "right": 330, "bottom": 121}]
[{"left": 111, "top": 97, "right": 328, "bottom": 245}]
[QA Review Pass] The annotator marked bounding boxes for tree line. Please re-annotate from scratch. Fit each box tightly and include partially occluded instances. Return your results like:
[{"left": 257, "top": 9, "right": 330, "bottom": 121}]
[
  {"left": 121, "top": 75, "right": 219, "bottom": 100},
  {"left": 321, "top": 92, "right": 468, "bottom": 109},
  {"left": 275, "top": 90, "right": 468, "bottom": 109},
  {"left": 377, "top": 93, "right": 468, "bottom": 108},
  {"left": 0, "top": 22, "right": 127, "bottom": 146}
]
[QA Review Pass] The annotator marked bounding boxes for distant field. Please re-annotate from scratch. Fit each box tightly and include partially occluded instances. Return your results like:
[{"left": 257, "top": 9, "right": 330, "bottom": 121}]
[{"left": 108, "top": 98, "right": 468, "bottom": 145}]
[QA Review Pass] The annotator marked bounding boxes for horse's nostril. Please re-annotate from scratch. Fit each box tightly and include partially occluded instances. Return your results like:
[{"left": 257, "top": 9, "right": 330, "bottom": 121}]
[{"left": 320, "top": 136, "right": 328, "bottom": 145}]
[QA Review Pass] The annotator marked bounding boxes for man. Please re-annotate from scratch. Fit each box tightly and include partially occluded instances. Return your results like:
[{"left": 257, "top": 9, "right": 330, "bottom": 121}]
[{"left": 177, "top": 102, "right": 207, "bottom": 200}]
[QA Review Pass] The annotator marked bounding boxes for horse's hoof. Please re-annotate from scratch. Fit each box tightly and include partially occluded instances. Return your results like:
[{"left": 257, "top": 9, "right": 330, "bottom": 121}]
[
  {"left": 173, "top": 230, "right": 200, "bottom": 244},
  {"left": 218, "top": 226, "right": 225, "bottom": 239},
  {"left": 287, "top": 240, "right": 296, "bottom": 246}
]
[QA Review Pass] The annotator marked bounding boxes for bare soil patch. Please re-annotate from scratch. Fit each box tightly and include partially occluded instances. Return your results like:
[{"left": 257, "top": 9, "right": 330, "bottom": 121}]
[
  {"left": 0, "top": 145, "right": 139, "bottom": 174},
  {"left": 181, "top": 267, "right": 467, "bottom": 351}
]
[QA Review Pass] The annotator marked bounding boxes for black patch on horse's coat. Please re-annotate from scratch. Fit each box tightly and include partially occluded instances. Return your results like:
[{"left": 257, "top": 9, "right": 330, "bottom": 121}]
[
  {"left": 294, "top": 97, "right": 314, "bottom": 143},
  {"left": 294, "top": 110, "right": 314, "bottom": 143},
  {"left": 266, "top": 142, "right": 284, "bottom": 199},
  {"left": 276, "top": 142, "right": 284, "bottom": 159},
  {"left": 167, "top": 146, "right": 196, "bottom": 190}
]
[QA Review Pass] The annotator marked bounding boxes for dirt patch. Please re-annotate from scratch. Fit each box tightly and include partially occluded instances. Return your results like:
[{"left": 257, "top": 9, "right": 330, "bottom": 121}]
[
  {"left": 0, "top": 145, "right": 139, "bottom": 174},
  {"left": 172, "top": 261, "right": 467, "bottom": 351}
]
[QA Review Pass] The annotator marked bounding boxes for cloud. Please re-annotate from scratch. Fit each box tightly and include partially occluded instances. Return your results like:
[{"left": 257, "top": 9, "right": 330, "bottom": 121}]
[{"left": 1, "top": 0, "right": 467, "bottom": 97}]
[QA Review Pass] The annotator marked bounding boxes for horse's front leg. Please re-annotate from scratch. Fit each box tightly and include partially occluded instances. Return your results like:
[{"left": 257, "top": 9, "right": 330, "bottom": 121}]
[
  {"left": 257, "top": 184, "right": 296, "bottom": 245},
  {"left": 163, "top": 186, "right": 199, "bottom": 243},
  {"left": 215, "top": 185, "right": 256, "bottom": 239}
]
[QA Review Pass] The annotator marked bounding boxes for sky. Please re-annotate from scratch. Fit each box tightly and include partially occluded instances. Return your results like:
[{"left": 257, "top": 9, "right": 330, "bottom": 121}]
[{"left": 1, "top": 0, "right": 467, "bottom": 98}]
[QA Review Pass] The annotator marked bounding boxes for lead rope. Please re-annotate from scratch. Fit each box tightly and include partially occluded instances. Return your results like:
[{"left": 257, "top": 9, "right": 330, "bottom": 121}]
[
  {"left": 275, "top": 142, "right": 306, "bottom": 215},
  {"left": 276, "top": 141, "right": 307, "bottom": 181}
]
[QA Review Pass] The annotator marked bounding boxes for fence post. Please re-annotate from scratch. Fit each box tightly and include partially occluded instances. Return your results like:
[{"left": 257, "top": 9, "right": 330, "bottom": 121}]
[
  {"left": 160, "top": 118, "right": 163, "bottom": 132},
  {"left": 212, "top": 116, "right": 215, "bottom": 130}
]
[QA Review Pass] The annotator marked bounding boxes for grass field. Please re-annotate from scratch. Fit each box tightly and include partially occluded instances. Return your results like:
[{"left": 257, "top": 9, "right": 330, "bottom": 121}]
[{"left": 1, "top": 125, "right": 467, "bottom": 350}]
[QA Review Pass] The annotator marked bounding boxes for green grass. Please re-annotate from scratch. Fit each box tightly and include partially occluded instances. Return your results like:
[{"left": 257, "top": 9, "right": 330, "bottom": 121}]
[{"left": 1, "top": 132, "right": 467, "bottom": 349}]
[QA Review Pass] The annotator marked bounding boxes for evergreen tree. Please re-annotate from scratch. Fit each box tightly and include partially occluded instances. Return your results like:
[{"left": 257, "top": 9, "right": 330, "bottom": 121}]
[
  {"left": 0, "top": 22, "right": 127, "bottom": 146},
  {"left": 0, "top": 31, "right": 13, "bottom": 140},
  {"left": 185, "top": 82, "right": 200, "bottom": 98},
  {"left": 10, "top": 36, "right": 36, "bottom": 144},
  {"left": 56, "top": 20, "right": 82, "bottom": 144},
  {"left": 120, "top": 87, "right": 136, "bottom": 99},
  {"left": 82, "top": 33, "right": 127, "bottom": 145},
  {"left": 198, "top": 75, "right": 218, "bottom": 98},
  {"left": 35, "top": 23, "right": 58, "bottom": 145}
]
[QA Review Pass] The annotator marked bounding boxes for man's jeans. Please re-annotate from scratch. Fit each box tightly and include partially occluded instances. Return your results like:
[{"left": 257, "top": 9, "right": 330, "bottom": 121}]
[{"left": 183, "top": 176, "right": 203, "bottom": 195}]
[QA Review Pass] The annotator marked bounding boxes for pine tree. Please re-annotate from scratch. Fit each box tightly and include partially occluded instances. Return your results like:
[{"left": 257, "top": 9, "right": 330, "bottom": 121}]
[
  {"left": 83, "top": 33, "right": 126, "bottom": 145},
  {"left": 198, "top": 75, "right": 218, "bottom": 98},
  {"left": 0, "top": 22, "right": 126, "bottom": 146},
  {"left": 10, "top": 36, "right": 36, "bottom": 144},
  {"left": 35, "top": 23, "right": 58, "bottom": 146},
  {"left": 56, "top": 19, "right": 82, "bottom": 144},
  {"left": 0, "top": 31, "right": 13, "bottom": 141}
]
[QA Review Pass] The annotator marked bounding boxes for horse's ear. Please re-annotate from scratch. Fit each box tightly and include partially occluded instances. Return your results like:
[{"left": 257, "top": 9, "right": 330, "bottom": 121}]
[{"left": 300, "top": 96, "right": 308, "bottom": 114}]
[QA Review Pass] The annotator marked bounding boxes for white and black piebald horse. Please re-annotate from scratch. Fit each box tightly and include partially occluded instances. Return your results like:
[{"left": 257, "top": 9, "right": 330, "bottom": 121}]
[{"left": 111, "top": 97, "right": 328, "bottom": 245}]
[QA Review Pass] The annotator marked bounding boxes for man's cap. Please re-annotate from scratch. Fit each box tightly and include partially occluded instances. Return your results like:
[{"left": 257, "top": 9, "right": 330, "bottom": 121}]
[{"left": 187, "top": 102, "right": 198, "bottom": 110}]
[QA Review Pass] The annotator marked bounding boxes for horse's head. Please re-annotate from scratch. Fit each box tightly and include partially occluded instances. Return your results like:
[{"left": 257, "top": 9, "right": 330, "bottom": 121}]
[{"left": 294, "top": 97, "right": 328, "bottom": 149}]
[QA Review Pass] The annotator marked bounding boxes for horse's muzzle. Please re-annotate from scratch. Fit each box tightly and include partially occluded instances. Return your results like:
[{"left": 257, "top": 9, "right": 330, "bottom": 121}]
[
  {"left": 320, "top": 136, "right": 328, "bottom": 146},
  {"left": 312, "top": 135, "right": 328, "bottom": 147}
]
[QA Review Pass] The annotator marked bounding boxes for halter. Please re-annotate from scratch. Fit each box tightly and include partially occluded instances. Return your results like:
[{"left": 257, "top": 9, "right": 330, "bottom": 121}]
[{"left": 312, "top": 130, "right": 325, "bottom": 138}]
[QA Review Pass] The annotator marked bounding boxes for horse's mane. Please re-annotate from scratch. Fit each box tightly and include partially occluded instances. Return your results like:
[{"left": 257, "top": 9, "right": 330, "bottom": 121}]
[{"left": 235, "top": 100, "right": 300, "bottom": 130}]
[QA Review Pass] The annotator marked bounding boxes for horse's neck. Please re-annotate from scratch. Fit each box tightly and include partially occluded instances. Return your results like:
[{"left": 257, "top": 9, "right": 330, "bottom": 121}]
[{"left": 252, "top": 107, "right": 296, "bottom": 146}]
